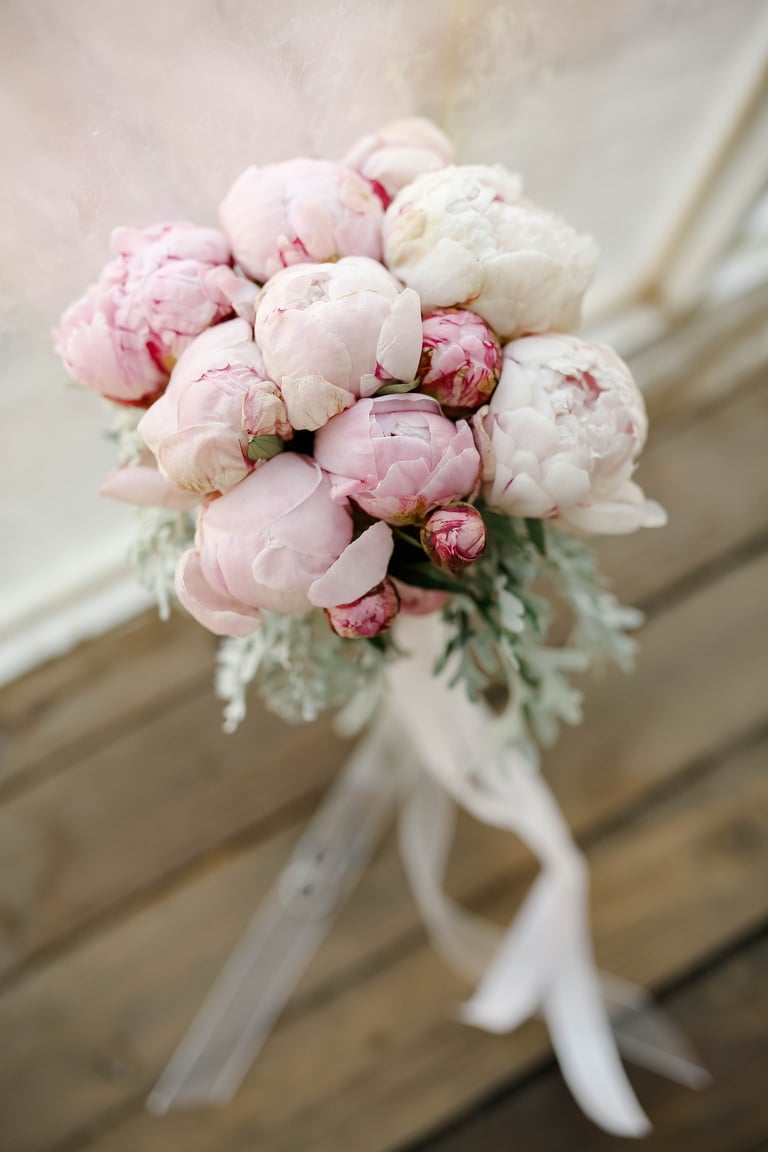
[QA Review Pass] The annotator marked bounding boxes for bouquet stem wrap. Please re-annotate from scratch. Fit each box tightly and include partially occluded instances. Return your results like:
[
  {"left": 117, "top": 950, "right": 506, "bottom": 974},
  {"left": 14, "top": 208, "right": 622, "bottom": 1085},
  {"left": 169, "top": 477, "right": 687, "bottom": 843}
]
[{"left": 149, "top": 615, "right": 707, "bottom": 1133}]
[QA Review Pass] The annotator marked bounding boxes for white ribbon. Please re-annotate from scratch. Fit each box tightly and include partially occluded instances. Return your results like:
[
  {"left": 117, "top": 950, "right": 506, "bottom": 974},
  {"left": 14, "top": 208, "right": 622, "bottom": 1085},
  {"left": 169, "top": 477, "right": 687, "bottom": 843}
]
[
  {"left": 149, "top": 614, "right": 707, "bottom": 1132},
  {"left": 389, "top": 615, "right": 651, "bottom": 1137}
]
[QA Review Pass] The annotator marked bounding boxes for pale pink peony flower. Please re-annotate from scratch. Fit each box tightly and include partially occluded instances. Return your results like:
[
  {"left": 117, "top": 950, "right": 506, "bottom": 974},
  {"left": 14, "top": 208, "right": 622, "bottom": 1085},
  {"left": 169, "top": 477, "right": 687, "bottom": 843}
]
[
  {"left": 175, "top": 550, "right": 263, "bottom": 638},
  {"left": 326, "top": 578, "right": 400, "bottom": 639},
  {"left": 100, "top": 453, "right": 200, "bottom": 511},
  {"left": 54, "top": 222, "right": 234, "bottom": 406},
  {"left": 254, "top": 258, "right": 422, "bottom": 430},
  {"left": 138, "top": 318, "right": 291, "bottom": 496},
  {"left": 421, "top": 504, "right": 486, "bottom": 572},
  {"left": 383, "top": 165, "right": 597, "bottom": 340},
  {"left": 341, "top": 117, "right": 454, "bottom": 204},
  {"left": 219, "top": 158, "right": 384, "bottom": 283},
  {"left": 175, "top": 454, "right": 394, "bottom": 634},
  {"left": 474, "top": 335, "right": 667, "bottom": 535},
  {"left": 417, "top": 309, "right": 502, "bottom": 416},
  {"left": 390, "top": 580, "right": 450, "bottom": 616},
  {"left": 314, "top": 393, "right": 481, "bottom": 525}
]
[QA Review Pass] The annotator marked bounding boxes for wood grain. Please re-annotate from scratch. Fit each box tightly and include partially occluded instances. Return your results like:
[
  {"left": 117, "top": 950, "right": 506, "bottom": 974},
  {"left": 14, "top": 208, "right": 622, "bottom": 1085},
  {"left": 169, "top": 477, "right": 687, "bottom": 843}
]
[
  {"left": 0, "top": 610, "right": 213, "bottom": 794},
  {"left": 0, "top": 694, "right": 350, "bottom": 981}
]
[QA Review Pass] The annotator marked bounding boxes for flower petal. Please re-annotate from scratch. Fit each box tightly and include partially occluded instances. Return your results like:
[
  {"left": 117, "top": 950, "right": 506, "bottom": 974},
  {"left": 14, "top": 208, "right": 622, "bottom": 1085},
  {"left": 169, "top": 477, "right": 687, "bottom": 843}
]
[
  {"left": 175, "top": 549, "right": 262, "bottom": 636},
  {"left": 308, "top": 521, "right": 394, "bottom": 608}
]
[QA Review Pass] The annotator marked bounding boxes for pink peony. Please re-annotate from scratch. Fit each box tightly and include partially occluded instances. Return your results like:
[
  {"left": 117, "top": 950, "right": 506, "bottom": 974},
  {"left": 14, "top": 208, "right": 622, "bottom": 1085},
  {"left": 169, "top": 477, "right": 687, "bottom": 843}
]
[
  {"left": 219, "top": 158, "right": 383, "bottom": 283},
  {"left": 421, "top": 504, "right": 486, "bottom": 572},
  {"left": 54, "top": 222, "right": 234, "bottom": 406},
  {"left": 474, "top": 335, "right": 667, "bottom": 535},
  {"left": 326, "top": 578, "right": 400, "bottom": 639},
  {"left": 175, "top": 454, "right": 394, "bottom": 634},
  {"left": 383, "top": 165, "right": 597, "bottom": 340},
  {"left": 138, "top": 318, "right": 291, "bottom": 495},
  {"left": 254, "top": 258, "right": 422, "bottom": 430},
  {"left": 314, "top": 393, "right": 481, "bottom": 525},
  {"left": 341, "top": 117, "right": 454, "bottom": 204},
  {"left": 417, "top": 309, "right": 502, "bottom": 416},
  {"left": 100, "top": 453, "right": 200, "bottom": 511}
]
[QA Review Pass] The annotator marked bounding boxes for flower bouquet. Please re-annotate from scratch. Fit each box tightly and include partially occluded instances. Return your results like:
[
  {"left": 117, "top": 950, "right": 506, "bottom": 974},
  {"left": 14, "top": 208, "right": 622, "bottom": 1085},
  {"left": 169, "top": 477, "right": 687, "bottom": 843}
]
[{"left": 56, "top": 118, "right": 702, "bottom": 1135}]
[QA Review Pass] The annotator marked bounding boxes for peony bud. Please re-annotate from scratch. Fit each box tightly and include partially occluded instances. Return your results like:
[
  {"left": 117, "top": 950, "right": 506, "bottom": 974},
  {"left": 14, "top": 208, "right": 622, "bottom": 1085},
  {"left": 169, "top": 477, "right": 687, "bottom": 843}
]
[
  {"left": 326, "top": 579, "right": 400, "bottom": 639},
  {"left": 417, "top": 309, "right": 502, "bottom": 416},
  {"left": 421, "top": 504, "right": 486, "bottom": 573}
]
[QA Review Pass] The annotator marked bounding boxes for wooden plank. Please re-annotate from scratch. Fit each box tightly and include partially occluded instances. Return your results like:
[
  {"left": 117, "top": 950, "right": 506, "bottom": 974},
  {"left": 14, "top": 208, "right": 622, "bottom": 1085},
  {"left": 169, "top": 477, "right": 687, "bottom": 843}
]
[
  {"left": 419, "top": 934, "right": 768, "bottom": 1152},
  {"left": 543, "top": 547, "right": 768, "bottom": 835},
  {"left": 2, "top": 373, "right": 766, "bottom": 799},
  {"left": 3, "top": 717, "right": 764, "bottom": 1152},
  {"left": 0, "top": 690, "right": 350, "bottom": 981},
  {"left": 0, "top": 610, "right": 214, "bottom": 793},
  {"left": 0, "top": 540, "right": 765, "bottom": 997},
  {"left": 596, "top": 376, "right": 768, "bottom": 605}
]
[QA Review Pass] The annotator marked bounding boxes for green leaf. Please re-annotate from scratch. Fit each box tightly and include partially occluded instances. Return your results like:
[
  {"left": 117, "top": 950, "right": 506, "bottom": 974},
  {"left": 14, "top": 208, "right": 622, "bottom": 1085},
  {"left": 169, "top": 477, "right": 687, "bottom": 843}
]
[
  {"left": 392, "top": 562, "right": 464, "bottom": 593},
  {"left": 247, "top": 434, "right": 284, "bottom": 462},
  {"left": 525, "top": 517, "right": 547, "bottom": 556},
  {"left": 374, "top": 379, "right": 420, "bottom": 396}
]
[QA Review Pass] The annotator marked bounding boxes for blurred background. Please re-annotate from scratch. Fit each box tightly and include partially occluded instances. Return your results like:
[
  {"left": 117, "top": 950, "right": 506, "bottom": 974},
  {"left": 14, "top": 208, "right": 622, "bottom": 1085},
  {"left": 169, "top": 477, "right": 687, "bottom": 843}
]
[{"left": 1, "top": 2, "right": 767, "bottom": 1150}]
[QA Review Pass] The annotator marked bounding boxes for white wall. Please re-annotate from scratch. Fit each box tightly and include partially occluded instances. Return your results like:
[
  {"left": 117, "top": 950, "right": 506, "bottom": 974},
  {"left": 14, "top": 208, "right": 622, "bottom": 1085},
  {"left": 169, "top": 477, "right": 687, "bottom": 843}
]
[{"left": 1, "top": 0, "right": 766, "bottom": 678}]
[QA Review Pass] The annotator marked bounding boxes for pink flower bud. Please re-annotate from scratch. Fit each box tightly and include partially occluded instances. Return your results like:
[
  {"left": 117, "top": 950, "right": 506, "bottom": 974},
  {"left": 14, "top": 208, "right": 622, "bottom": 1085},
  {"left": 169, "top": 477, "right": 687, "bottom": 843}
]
[
  {"left": 421, "top": 504, "right": 486, "bottom": 573},
  {"left": 326, "top": 579, "right": 400, "bottom": 639},
  {"left": 417, "top": 309, "right": 502, "bottom": 416}
]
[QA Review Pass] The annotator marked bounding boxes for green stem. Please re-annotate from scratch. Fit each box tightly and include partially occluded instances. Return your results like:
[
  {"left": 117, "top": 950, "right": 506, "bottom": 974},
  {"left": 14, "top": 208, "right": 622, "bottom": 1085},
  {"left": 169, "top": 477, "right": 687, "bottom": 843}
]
[{"left": 394, "top": 527, "right": 426, "bottom": 551}]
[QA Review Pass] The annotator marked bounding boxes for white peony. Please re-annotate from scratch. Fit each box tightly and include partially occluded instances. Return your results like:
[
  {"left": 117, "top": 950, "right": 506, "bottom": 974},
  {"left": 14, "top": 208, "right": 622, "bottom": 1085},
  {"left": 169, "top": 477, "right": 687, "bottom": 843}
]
[
  {"left": 382, "top": 164, "right": 598, "bottom": 340},
  {"left": 474, "top": 334, "right": 667, "bottom": 535}
]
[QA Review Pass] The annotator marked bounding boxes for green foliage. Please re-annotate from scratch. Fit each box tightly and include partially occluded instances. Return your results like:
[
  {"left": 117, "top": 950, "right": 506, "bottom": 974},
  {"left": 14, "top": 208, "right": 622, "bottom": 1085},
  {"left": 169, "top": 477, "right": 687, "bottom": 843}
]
[
  {"left": 129, "top": 507, "right": 196, "bottom": 621},
  {"left": 216, "top": 611, "right": 391, "bottom": 733},
  {"left": 432, "top": 504, "right": 643, "bottom": 748},
  {"left": 374, "top": 379, "right": 420, "bottom": 396},
  {"left": 105, "top": 402, "right": 145, "bottom": 465},
  {"left": 543, "top": 529, "right": 644, "bottom": 671},
  {"left": 247, "top": 434, "right": 284, "bottom": 462}
]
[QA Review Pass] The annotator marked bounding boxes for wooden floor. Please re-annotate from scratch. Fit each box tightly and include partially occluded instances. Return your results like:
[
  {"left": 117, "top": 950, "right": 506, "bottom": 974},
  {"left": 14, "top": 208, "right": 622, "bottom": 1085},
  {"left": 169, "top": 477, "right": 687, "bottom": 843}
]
[{"left": 1, "top": 371, "right": 767, "bottom": 1152}]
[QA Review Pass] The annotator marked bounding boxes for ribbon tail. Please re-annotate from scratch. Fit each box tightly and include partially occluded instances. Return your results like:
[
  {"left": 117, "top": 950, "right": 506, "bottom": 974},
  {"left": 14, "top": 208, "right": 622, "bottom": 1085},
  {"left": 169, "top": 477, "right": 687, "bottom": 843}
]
[
  {"left": 545, "top": 929, "right": 651, "bottom": 1138},
  {"left": 601, "top": 973, "right": 712, "bottom": 1090},
  {"left": 398, "top": 760, "right": 502, "bottom": 983},
  {"left": 148, "top": 718, "right": 396, "bottom": 1113},
  {"left": 389, "top": 614, "right": 651, "bottom": 1137}
]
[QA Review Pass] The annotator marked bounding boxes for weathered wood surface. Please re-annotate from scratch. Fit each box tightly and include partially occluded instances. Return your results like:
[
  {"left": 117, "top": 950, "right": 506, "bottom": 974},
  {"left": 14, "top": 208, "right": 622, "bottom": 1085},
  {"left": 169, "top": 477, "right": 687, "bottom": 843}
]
[{"left": 0, "top": 371, "right": 766, "bottom": 1152}]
